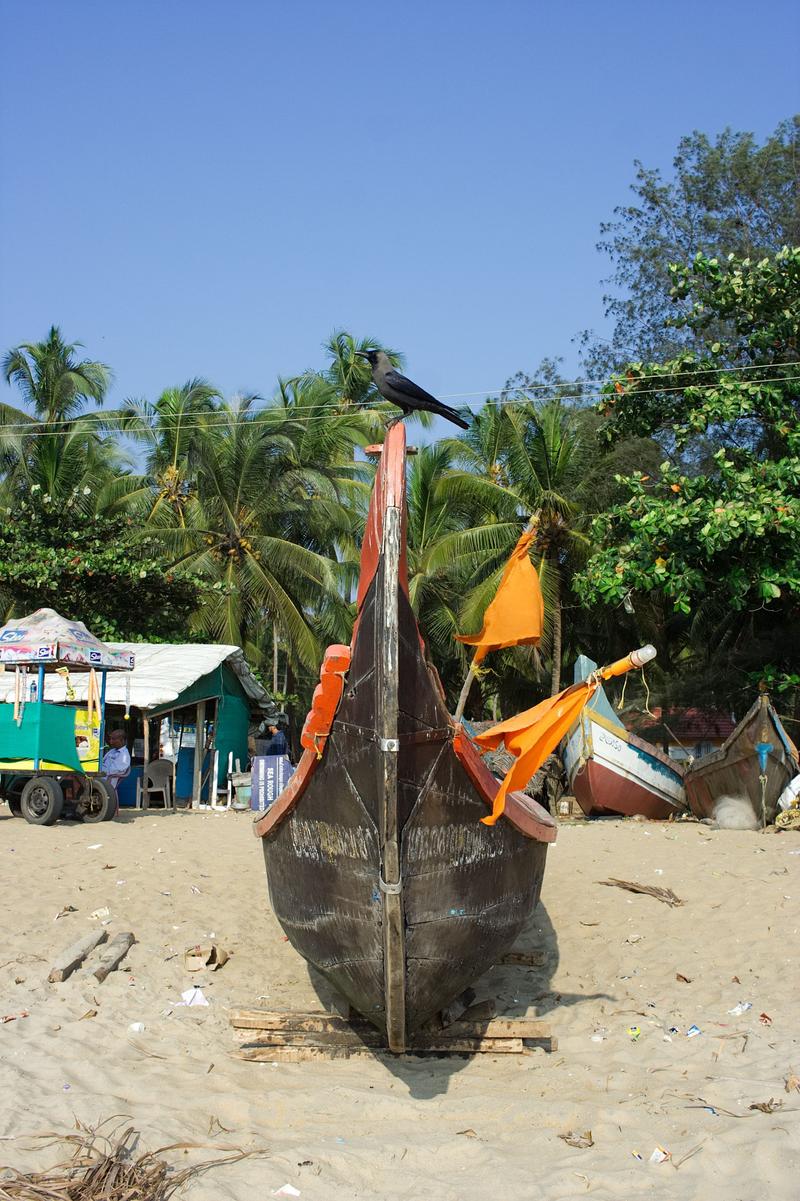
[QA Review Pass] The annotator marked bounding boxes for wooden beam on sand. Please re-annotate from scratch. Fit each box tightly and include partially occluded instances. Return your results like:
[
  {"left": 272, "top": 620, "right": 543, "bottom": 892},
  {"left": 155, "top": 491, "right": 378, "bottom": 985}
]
[
  {"left": 229, "top": 1009, "right": 556, "bottom": 1058},
  {"left": 48, "top": 930, "right": 108, "bottom": 982},
  {"left": 84, "top": 932, "right": 135, "bottom": 982},
  {"left": 499, "top": 951, "right": 548, "bottom": 968}
]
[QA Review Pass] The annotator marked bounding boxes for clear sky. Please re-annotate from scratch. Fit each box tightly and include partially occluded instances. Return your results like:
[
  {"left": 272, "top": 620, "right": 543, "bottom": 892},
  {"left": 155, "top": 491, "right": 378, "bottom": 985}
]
[{"left": 1, "top": 0, "right": 797, "bottom": 414}]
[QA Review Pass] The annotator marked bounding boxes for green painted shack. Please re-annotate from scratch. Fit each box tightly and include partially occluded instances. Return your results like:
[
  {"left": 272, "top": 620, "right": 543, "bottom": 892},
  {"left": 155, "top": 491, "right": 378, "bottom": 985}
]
[{"left": 13, "top": 642, "right": 271, "bottom": 807}]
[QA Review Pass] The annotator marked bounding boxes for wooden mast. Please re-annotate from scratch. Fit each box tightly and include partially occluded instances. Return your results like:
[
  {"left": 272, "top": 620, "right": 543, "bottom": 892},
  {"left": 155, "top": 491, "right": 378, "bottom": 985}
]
[{"left": 375, "top": 433, "right": 407, "bottom": 1053}]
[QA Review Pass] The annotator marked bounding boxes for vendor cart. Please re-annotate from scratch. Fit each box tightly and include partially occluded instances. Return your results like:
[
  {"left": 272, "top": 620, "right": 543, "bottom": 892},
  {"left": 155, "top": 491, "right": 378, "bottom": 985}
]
[{"left": 0, "top": 608, "right": 135, "bottom": 825}]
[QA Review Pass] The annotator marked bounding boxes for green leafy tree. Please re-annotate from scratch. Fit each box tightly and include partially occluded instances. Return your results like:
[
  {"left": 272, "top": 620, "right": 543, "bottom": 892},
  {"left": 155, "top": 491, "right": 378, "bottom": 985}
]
[
  {"left": 0, "top": 489, "right": 204, "bottom": 642},
  {"left": 583, "top": 118, "right": 800, "bottom": 374},
  {"left": 576, "top": 247, "right": 800, "bottom": 712}
]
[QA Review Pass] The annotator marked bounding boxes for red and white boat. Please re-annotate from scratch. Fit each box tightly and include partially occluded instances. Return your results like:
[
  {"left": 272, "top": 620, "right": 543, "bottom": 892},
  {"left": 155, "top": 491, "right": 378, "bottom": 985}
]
[{"left": 562, "top": 657, "right": 687, "bottom": 819}]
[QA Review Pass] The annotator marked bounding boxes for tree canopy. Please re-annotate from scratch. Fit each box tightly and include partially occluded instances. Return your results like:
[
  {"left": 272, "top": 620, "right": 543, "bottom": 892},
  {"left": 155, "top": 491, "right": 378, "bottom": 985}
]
[
  {"left": 576, "top": 246, "right": 800, "bottom": 708},
  {"left": 2, "top": 117, "right": 797, "bottom": 726},
  {"left": 582, "top": 118, "right": 800, "bottom": 374}
]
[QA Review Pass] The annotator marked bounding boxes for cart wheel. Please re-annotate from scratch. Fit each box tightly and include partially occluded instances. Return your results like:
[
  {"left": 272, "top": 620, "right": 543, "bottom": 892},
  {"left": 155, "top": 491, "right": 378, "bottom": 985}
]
[
  {"left": 78, "top": 778, "right": 117, "bottom": 823},
  {"left": 20, "top": 777, "right": 64, "bottom": 826},
  {"left": 5, "top": 776, "right": 25, "bottom": 817}
]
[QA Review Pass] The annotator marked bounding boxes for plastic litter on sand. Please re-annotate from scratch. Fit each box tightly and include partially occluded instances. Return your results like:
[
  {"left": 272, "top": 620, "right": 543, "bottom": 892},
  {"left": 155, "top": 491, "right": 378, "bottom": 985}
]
[{"left": 177, "top": 987, "right": 209, "bottom": 1007}]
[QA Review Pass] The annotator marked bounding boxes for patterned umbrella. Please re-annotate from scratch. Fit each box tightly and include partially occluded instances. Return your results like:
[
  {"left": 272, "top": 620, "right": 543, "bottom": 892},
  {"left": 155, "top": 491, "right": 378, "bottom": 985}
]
[{"left": 0, "top": 608, "right": 134, "bottom": 671}]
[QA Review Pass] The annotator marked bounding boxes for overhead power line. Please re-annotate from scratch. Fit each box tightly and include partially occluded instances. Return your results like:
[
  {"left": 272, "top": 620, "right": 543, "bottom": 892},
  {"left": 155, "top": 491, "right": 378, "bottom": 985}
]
[{"left": 0, "top": 367, "right": 797, "bottom": 439}]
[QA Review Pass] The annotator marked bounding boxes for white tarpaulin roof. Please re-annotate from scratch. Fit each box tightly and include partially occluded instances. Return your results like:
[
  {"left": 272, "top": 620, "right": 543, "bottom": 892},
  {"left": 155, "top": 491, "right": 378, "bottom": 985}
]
[{"left": 0, "top": 642, "right": 269, "bottom": 711}]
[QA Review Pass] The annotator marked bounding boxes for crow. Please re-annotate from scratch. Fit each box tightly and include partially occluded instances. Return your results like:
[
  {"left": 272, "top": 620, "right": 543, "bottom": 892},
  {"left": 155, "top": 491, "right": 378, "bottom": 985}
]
[{"left": 355, "top": 350, "right": 469, "bottom": 429}]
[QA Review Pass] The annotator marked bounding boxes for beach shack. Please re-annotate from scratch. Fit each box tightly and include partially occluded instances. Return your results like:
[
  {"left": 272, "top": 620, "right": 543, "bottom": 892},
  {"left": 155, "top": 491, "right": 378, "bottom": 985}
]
[
  {"left": 1, "top": 641, "right": 270, "bottom": 809},
  {"left": 628, "top": 707, "right": 736, "bottom": 763}
]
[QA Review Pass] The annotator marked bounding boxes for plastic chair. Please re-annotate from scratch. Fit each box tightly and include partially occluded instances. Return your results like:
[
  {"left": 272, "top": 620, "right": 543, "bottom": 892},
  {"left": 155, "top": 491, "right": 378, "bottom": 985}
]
[{"left": 136, "top": 759, "right": 174, "bottom": 810}]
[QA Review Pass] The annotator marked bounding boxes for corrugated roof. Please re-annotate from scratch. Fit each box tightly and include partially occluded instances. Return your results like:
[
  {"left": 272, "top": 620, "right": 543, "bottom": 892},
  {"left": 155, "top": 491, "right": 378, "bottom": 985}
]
[
  {"left": 629, "top": 707, "right": 736, "bottom": 742},
  {"left": 0, "top": 643, "right": 269, "bottom": 711}
]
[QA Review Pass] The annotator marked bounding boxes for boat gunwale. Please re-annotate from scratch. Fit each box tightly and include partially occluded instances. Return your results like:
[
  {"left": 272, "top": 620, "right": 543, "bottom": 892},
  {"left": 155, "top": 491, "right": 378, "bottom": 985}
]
[
  {"left": 684, "top": 695, "right": 798, "bottom": 779},
  {"left": 575, "top": 707, "right": 686, "bottom": 779}
]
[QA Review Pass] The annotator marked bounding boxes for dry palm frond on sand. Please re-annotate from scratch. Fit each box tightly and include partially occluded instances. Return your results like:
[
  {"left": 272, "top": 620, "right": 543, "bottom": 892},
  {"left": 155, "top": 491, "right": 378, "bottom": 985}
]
[
  {"left": 597, "top": 878, "right": 684, "bottom": 907},
  {"left": 0, "top": 1119, "right": 262, "bottom": 1201}
]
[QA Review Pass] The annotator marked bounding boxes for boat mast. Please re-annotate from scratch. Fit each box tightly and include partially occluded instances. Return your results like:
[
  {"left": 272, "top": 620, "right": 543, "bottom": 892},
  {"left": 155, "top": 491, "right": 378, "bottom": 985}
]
[{"left": 375, "top": 447, "right": 407, "bottom": 1053}]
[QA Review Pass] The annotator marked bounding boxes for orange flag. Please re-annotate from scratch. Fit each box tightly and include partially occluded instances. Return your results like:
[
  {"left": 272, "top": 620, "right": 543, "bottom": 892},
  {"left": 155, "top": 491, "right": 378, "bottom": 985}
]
[
  {"left": 473, "top": 647, "right": 656, "bottom": 826},
  {"left": 474, "top": 681, "right": 597, "bottom": 825},
  {"left": 456, "top": 529, "right": 543, "bottom": 663}
]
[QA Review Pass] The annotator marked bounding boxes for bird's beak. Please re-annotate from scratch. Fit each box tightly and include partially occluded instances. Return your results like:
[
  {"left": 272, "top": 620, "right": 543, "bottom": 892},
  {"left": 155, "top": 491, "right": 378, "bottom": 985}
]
[{"left": 354, "top": 350, "right": 369, "bottom": 360}]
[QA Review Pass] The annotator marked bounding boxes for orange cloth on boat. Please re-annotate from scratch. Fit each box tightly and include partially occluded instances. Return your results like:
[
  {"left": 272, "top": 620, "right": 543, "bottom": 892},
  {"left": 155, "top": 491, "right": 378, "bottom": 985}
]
[
  {"left": 300, "top": 644, "right": 351, "bottom": 758},
  {"left": 473, "top": 680, "right": 599, "bottom": 826},
  {"left": 455, "top": 529, "right": 543, "bottom": 663},
  {"left": 473, "top": 649, "right": 649, "bottom": 825}
]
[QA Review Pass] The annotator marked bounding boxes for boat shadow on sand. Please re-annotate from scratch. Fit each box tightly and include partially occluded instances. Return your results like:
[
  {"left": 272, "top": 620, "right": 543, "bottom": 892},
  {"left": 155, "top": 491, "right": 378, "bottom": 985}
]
[{"left": 302, "top": 901, "right": 611, "bottom": 1098}]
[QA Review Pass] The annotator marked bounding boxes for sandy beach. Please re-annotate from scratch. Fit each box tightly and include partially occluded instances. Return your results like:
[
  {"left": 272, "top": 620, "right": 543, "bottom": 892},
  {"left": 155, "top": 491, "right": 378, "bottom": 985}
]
[{"left": 1, "top": 807, "right": 798, "bottom": 1200}]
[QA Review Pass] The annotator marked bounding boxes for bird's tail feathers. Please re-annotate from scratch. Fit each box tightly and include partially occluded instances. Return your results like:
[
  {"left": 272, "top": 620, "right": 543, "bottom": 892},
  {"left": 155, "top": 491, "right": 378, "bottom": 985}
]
[{"left": 433, "top": 402, "right": 469, "bottom": 430}]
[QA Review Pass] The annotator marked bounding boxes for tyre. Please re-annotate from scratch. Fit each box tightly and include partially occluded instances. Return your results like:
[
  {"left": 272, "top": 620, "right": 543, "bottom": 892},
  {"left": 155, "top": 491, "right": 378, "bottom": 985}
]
[
  {"left": 78, "top": 777, "right": 117, "bottom": 823},
  {"left": 5, "top": 776, "right": 25, "bottom": 817},
  {"left": 20, "top": 777, "right": 64, "bottom": 826}
]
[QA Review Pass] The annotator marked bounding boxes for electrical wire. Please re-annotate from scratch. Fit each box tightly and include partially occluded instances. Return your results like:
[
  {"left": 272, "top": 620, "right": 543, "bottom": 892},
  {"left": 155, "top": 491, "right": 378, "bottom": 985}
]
[
  {"left": 4, "top": 356, "right": 798, "bottom": 432},
  {"left": 0, "top": 369, "right": 797, "bottom": 439}
]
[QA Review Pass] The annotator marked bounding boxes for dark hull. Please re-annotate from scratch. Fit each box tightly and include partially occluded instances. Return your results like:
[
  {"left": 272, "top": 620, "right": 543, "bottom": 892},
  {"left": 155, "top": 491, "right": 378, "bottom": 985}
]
[
  {"left": 685, "top": 696, "right": 798, "bottom": 824},
  {"left": 256, "top": 424, "right": 555, "bottom": 1049}
]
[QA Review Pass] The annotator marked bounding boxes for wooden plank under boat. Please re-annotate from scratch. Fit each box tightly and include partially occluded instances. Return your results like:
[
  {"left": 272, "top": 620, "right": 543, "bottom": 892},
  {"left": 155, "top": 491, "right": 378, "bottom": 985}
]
[
  {"left": 563, "top": 656, "right": 686, "bottom": 820},
  {"left": 254, "top": 422, "right": 556, "bottom": 1052},
  {"left": 684, "top": 693, "right": 798, "bottom": 825}
]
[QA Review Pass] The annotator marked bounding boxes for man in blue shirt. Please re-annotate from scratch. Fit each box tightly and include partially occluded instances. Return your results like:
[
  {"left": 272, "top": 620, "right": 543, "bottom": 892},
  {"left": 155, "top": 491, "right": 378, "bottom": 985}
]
[{"left": 263, "top": 722, "right": 288, "bottom": 756}]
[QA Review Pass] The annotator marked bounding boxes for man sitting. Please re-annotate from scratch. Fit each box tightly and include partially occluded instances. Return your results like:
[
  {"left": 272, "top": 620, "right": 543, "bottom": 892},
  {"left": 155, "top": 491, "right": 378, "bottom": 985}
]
[{"left": 102, "top": 729, "right": 131, "bottom": 795}]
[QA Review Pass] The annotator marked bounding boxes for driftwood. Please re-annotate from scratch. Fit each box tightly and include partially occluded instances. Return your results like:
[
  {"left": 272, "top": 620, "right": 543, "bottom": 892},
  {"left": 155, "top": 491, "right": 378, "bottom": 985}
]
[
  {"left": 229, "top": 1008, "right": 556, "bottom": 1059},
  {"left": 79, "top": 932, "right": 135, "bottom": 982},
  {"left": 48, "top": 930, "right": 108, "bottom": 982},
  {"left": 597, "top": 878, "right": 684, "bottom": 907},
  {"left": 0, "top": 1117, "right": 260, "bottom": 1200}
]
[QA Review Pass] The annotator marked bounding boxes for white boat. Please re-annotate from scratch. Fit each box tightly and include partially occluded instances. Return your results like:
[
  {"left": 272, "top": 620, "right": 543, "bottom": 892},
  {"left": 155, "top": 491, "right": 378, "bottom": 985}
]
[{"left": 563, "top": 657, "right": 686, "bottom": 819}]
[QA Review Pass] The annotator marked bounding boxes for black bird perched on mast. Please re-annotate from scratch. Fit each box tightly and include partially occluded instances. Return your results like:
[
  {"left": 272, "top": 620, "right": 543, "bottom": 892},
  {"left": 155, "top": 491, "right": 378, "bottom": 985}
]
[{"left": 355, "top": 349, "right": 470, "bottom": 429}]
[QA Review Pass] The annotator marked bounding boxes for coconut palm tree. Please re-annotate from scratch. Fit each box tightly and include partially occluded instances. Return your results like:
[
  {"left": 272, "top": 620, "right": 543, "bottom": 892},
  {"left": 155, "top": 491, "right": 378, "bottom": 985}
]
[
  {"left": 398, "top": 441, "right": 525, "bottom": 700},
  {"left": 99, "top": 378, "right": 221, "bottom": 525},
  {"left": 441, "top": 398, "right": 594, "bottom": 696},
  {"left": 2, "top": 325, "right": 110, "bottom": 424},
  {"left": 1, "top": 327, "right": 119, "bottom": 505},
  {"left": 141, "top": 395, "right": 335, "bottom": 667}
]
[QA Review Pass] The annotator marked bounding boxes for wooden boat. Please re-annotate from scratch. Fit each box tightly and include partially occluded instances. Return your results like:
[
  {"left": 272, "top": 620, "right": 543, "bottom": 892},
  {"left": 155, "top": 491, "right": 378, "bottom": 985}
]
[
  {"left": 254, "top": 423, "right": 556, "bottom": 1052},
  {"left": 563, "top": 656, "right": 686, "bottom": 820},
  {"left": 684, "top": 693, "right": 798, "bottom": 826}
]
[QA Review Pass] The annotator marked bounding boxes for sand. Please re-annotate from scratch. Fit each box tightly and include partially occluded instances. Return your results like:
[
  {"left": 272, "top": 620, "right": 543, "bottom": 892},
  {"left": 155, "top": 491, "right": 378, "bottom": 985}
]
[{"left": 1, "top": 806, "right": 799, "bottom": 1200}]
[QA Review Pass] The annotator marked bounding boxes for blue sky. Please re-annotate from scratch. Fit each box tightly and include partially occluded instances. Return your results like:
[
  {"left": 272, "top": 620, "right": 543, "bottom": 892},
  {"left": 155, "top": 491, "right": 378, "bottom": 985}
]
[{"left": 1, "top": 0, "right": 797, "bottom": 415}]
